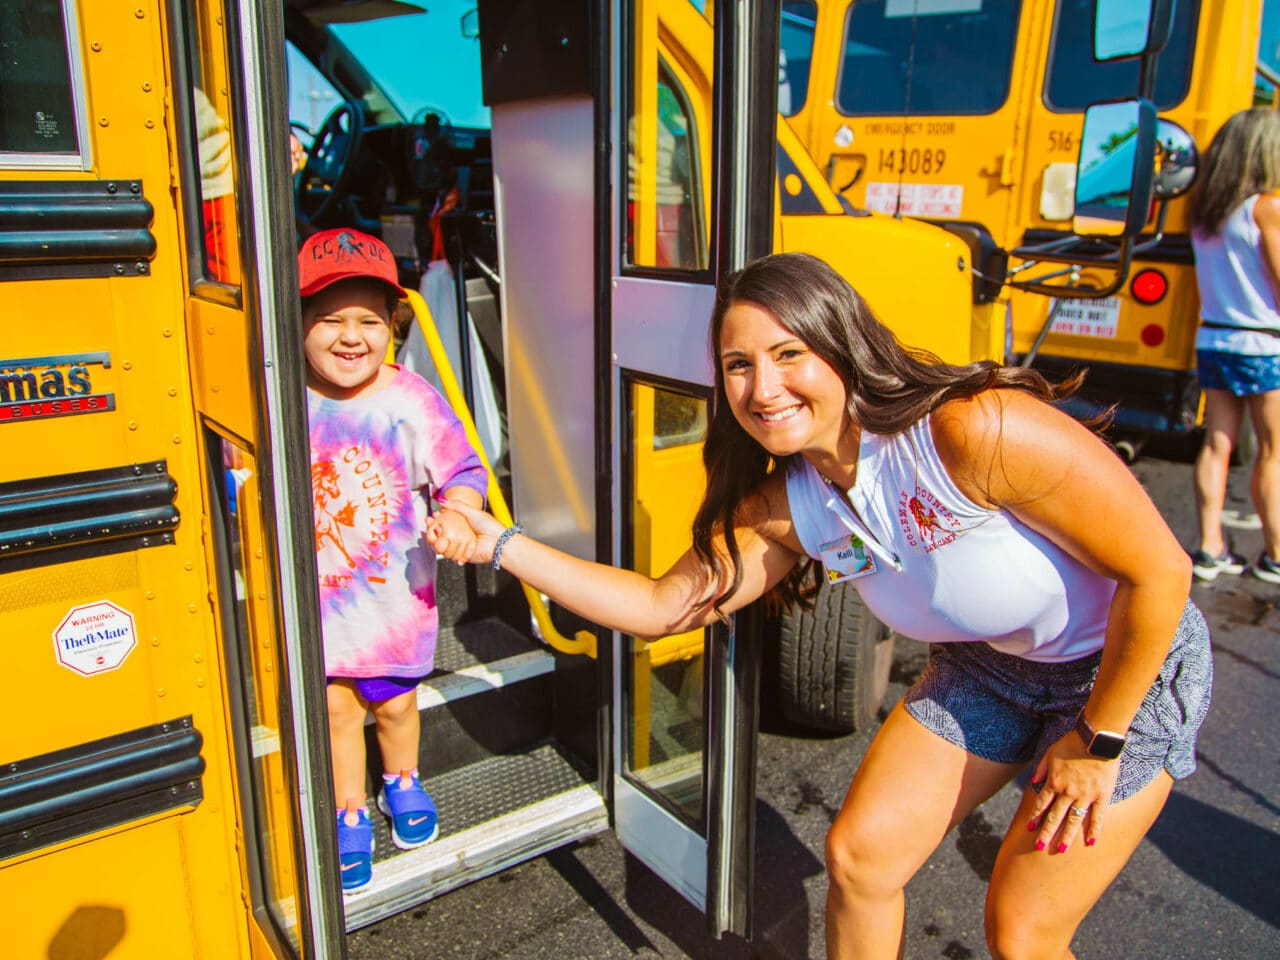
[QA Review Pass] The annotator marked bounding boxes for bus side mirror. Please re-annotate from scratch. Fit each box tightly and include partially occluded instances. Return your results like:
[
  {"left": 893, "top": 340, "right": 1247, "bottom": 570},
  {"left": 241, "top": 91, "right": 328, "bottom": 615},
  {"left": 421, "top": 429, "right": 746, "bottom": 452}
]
[
  {"left": 1072, "top": 98, "right": 1157, "bottom": 238},
  {"left": 1094, "top": 0, "right": 1174, "bottom": 62},
  {"left": 1152, "top": 119, "right": 1198, "bottom": 200}
]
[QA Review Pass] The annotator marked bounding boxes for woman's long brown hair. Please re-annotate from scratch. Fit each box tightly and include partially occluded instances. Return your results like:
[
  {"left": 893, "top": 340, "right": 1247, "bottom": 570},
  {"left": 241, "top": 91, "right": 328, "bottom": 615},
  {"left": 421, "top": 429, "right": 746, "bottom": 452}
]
[{"left": 691, "top": 252, "right": 1082, "bottom": 620}]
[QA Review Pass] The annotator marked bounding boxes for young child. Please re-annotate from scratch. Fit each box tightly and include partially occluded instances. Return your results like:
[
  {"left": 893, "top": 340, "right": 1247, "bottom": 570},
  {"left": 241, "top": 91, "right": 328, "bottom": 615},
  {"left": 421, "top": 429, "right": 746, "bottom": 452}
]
[{"left": 299, "top": 228, "right": 487, "bottom": 895}]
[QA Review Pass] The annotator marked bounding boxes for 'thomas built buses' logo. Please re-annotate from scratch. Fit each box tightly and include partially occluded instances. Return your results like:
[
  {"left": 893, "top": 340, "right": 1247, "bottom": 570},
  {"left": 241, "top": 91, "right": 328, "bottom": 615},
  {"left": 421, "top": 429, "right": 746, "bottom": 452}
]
[{"left": 0, "top": 352, "right": 115, "bottom": 423}]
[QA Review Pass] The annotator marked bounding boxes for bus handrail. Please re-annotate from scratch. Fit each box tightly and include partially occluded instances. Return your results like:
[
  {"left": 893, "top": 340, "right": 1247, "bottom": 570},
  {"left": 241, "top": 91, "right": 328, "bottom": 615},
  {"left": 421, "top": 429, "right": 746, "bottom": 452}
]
[{"left": 402, "top": 288, "right": 598, "bottom": 659}]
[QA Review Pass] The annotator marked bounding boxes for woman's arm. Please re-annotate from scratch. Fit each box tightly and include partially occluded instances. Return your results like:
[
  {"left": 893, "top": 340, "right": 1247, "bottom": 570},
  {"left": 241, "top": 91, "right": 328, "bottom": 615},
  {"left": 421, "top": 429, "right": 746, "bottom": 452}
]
[
  {"left": 933, "top": 390, "right": 1191, "bottom": 841},
  {"left": 935, "top": 390, "right": 1190, "bottom": 736},
  {"left": 435, "top": 474, "right": 805, "bottom": 640},
  {"left": 1252, "top": 192, "right": 1280, "bottom": 304}
]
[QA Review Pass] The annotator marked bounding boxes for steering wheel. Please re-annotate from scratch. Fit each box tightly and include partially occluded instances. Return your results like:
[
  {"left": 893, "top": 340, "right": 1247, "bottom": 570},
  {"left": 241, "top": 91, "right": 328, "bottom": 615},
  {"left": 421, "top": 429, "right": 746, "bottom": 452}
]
[{"left": 296, "top": 100, "right": 365, "bottom": 227}]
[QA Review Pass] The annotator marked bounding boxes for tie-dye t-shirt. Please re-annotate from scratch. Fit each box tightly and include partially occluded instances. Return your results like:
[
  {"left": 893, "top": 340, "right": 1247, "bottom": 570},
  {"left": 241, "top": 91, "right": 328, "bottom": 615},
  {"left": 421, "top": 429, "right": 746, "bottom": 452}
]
[{"left": 307, "top": 366, "right": 487, "bottom": 678}]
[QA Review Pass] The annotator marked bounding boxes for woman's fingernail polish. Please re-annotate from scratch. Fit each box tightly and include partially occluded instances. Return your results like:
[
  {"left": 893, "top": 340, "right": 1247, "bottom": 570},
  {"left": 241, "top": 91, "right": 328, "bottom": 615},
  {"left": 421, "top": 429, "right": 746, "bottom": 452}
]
[
  {"left": 1035, "top": 839, "right": 1046, "bottom": 851},
  {"left": 1027, "top": 819, "right": 1037, "bottom": 831},
  {"left": 1086, "top": 837, "right": 1096, "bottom": 847},
  {"left": 1057, "top": 842, "right": 1068, "bottom": 854}
]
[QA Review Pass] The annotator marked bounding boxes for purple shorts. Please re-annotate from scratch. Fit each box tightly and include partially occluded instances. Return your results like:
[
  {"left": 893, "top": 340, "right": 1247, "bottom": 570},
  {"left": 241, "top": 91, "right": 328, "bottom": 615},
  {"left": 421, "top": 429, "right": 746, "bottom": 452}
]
[{"left": 329, "top": 675, "right": 423, "bottom": 703}]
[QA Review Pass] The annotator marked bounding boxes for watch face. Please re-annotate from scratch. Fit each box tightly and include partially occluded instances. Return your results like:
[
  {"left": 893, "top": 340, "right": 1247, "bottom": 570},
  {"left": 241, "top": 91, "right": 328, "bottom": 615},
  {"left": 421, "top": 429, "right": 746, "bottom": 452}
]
[{"left": 1091, "top": 731, "right": 1126, "bottom": 760}]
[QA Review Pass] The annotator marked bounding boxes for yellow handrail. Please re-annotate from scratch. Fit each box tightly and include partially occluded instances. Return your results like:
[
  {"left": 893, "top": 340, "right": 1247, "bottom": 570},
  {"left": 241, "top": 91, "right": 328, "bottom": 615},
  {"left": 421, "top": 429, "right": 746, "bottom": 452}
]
[{"left": 401, "top": 288, "right": 597, "bottom": 658}]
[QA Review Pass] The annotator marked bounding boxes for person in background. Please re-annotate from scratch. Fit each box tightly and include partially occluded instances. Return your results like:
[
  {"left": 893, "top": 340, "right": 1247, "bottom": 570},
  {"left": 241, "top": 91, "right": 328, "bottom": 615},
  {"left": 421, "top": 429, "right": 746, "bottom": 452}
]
[
  {"left": 299, "top": 228, "right": 487, "bottom": 895},
  {"left": 430, "top": 252, "right": 1211, "bottom": 958},
  {"left": 1187, "top": 107, "right": 1280, "bottom": 584}
]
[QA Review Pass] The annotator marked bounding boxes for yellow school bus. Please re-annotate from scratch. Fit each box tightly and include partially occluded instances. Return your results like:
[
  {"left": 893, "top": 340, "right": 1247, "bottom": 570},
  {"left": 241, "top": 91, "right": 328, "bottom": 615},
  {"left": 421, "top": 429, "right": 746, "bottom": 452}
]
[
  {"left": 784, "top": 0, "right": 1273, "bottom": 452},
  {"left": 0, "top": 0, "right": 1155, "bottom": 956}
]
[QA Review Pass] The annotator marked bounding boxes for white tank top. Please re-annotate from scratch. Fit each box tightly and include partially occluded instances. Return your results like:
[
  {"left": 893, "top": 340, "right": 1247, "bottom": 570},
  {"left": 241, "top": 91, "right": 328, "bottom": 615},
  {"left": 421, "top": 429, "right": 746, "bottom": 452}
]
[
  {"left": 785, "top": 415, "right": 1116, "bottom": 662},
  {"left": 1192, "top": 194, "right": 1280, "bottom": 356}
]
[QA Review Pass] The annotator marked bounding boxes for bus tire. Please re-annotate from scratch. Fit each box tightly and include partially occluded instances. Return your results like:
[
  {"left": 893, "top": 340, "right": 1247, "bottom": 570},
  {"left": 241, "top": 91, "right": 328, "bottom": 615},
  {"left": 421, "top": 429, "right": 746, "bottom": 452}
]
[{"left": 776, "top": 577, "right": 895, "bottom": 734}]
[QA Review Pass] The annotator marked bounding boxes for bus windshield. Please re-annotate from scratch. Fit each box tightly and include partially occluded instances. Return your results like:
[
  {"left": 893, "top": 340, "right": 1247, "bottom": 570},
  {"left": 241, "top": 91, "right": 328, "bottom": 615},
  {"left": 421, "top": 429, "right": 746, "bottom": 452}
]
[
  {"left": 308, "top": 0, "right": 490, "bottom": 129},
  {"left": 1044, "top": 0, "right": 1200, "bottom": 111},
  {"left": 837, "top": 0, "right": 1021, "bottom": 116}
]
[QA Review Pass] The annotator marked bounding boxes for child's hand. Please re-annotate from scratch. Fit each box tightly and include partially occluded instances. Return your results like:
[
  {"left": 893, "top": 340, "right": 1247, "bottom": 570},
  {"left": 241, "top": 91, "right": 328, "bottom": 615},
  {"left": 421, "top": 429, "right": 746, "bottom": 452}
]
[
  {"left": 427, "top": 508, "right": 478, "bottom": 565},
  {"left": 430, "top": 499, "right": 506, "bottom": 566}
]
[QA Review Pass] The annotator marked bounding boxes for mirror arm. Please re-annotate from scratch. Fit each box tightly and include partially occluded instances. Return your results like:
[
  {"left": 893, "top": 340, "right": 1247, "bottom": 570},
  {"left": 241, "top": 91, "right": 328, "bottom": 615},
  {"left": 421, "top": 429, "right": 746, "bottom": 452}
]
[{"left": 1006, "top": 238, "right": 1134, "bottom": 298}]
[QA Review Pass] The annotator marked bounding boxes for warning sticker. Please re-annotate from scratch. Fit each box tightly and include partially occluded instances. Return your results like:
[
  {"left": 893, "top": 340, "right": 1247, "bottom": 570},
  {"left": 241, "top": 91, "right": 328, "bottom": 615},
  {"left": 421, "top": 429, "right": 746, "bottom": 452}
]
[
  {"left": 1049, "top": 297, "right": 1121, "bottom": 339},
  {"left": 865, "top": 182, "right": 964, "bottom": 218},
  {"left": 52, "top": 601, "right": 138, "bottom": 676}
]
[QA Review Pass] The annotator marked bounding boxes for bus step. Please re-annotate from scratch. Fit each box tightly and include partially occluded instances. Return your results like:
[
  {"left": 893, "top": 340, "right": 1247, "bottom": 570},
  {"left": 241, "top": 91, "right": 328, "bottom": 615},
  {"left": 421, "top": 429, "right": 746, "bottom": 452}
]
[{"left": 345, "top": 740, "right": 604, "bottom": 931}]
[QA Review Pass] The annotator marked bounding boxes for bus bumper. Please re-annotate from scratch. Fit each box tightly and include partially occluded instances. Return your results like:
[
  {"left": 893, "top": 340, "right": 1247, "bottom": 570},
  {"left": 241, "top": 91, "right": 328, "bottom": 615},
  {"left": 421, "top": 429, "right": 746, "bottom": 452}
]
[{"left": 1019, "top": 354, "right": 1201, "bottom": 436}]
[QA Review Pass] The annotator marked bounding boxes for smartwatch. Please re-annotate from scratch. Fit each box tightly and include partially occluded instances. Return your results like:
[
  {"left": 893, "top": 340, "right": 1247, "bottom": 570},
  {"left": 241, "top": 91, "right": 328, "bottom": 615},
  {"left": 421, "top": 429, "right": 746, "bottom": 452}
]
[{"left": 1075, "top": 712, "right": 1127, "bottom": 760}]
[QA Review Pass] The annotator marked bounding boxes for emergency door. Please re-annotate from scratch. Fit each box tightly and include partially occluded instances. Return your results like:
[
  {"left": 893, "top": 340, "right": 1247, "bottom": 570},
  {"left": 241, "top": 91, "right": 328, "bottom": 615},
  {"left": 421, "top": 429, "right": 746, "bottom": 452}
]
[{"left": 609, "top": 0, "right": 776, "bottom": 937}]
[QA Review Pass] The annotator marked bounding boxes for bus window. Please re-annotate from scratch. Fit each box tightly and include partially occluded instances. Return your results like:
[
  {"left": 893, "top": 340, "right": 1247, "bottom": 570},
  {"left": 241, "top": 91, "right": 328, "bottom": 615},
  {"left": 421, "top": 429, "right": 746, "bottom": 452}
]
[
  {"left": 780, "top": 0, "right": 818, "bottom": 117},
  {"left": 1044, "top": 0, "right": 1200, "bottom": 111},
  {"left": 626, "top": 61, "right": 708, "bottom": 271},
  {"left": 837, "top": 0, "right": 1021, "bottom": 116},
  {"left": 210, "top": 437, "right": 301, "bottom": 954},
  {"left": 179, "top": 0, "right": 242, "bottom": 286},
  {"left": 624, "top": 379, "right": 710, "bottom": 828},
  {"left": 0, "top": 0, "right": 88, "bottom": 167}
]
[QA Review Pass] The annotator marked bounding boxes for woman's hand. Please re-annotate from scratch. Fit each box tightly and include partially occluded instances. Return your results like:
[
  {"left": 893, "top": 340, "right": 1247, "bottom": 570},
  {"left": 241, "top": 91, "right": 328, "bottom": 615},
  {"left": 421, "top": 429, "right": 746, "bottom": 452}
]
[
  {"left": 1025, "top": 731, "right": 1121, "bottom": 854},
  {"left": 428, "top": 499, "right": 507, "bottom": 566}
]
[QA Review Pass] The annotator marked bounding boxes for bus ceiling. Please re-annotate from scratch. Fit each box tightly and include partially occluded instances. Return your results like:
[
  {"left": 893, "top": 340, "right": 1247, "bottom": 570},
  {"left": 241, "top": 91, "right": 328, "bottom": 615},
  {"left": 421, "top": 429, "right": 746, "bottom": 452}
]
[{"left": 287, "top": 0, "right": 429, "bottom": 27}]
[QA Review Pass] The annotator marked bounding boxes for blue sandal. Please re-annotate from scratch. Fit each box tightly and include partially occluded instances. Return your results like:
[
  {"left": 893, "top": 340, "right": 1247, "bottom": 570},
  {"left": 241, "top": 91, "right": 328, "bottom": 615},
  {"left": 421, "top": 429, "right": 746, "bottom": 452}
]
[{"left": 377, "top": 770, "right": 439, "bottom": 849}]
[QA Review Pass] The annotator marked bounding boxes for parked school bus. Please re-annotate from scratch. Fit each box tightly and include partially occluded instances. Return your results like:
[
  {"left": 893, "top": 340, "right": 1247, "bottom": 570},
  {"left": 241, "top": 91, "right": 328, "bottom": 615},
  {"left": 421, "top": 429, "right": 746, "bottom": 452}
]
[
  {"left": 783, "top": 0, "right": 1274, "bottom": 452},
  {"left": 0, "top": 0, "right": 1155, "bottom": 956}
]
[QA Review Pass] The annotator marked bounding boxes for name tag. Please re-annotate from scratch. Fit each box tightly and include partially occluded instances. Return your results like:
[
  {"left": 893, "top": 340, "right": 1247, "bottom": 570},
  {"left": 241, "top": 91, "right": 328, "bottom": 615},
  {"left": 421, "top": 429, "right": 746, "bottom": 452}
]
[{"left": 819, "top": 533, "right": 876, "bottom": 583}]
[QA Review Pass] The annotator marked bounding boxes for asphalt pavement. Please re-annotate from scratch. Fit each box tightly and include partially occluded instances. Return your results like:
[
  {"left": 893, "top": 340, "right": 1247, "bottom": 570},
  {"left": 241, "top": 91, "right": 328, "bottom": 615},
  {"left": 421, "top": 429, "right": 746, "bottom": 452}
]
[{"left": 349, "top": 445, "right": 1280, "bottom": 959}]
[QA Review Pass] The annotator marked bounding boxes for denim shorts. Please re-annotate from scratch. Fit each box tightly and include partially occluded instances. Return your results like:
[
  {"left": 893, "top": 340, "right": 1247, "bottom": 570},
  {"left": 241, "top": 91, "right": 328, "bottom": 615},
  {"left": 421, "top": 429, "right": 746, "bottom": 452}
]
[
  {"left": 1197, "top": 349, "right": 1280, "bottom": 396},
  {"left": 329, "top": 675, "right": 423, "bottom": 703},
  {"left": 903, "top": 600, "right": 1212, "bottom": 804}
]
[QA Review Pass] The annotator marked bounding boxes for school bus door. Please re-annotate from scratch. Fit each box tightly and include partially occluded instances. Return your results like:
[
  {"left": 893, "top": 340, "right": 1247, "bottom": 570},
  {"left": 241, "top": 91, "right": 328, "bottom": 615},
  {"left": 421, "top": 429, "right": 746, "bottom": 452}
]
[
  {"left": 0, "top": 0, "right": 335, "bottom": 957},
  {"left": 478, "top": 0, "right": 777, "bottom": 935}
]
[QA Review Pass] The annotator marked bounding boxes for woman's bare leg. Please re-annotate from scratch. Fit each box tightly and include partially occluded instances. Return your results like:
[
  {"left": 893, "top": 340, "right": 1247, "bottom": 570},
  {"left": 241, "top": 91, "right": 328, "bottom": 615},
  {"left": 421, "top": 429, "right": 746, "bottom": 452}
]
[
  {"left": 1245, "top": 388, "right": 1280, "bottom": 559},
  {"left": 825, "top": 701, "right": 1023, "bottom": 960},
  {"left": 1195, "top": 389, "right": 1244, "bottom": 556},
  {"left": 984, "top": 771, "right": 1173, "bottom": 960}
]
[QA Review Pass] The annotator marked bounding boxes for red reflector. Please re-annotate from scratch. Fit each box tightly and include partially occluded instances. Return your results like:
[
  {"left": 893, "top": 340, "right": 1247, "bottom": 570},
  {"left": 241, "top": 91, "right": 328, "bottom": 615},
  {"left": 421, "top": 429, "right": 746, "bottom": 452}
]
[
  {"left": 1141, "top": 323, "right": 1165, "bottom": 347},
  {"left": 1131, "top": 269, "right": 1168, "bottom": 305}
]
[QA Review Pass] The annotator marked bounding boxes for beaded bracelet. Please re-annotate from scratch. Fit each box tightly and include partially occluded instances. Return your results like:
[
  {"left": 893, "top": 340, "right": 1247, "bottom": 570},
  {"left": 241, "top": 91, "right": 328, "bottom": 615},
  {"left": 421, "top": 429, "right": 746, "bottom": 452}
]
[{"left": 491, "top": 524, "right": 524, "bottom": 570}]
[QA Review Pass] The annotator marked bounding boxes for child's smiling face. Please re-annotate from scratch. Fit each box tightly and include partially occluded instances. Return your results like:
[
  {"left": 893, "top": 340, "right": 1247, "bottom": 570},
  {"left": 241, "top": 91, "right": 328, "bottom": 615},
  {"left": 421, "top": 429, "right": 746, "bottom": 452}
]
[{"left": 303, "top": 279, "right": 395, "bottom": 399}]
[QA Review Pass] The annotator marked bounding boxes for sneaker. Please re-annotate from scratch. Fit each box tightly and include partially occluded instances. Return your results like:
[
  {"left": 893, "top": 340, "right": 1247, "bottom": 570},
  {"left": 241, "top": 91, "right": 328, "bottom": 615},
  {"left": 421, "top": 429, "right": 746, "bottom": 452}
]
[
  {"left": 377, "top": 770, "right": 439, "bottom": 849},
  {"left": 1251, "top": 552, "right": 1280, "bottom": 584},
  {"left": 1191, "top": 548, "right": 1247, "bottom": 581},
  {"left": 336, "top": 804, "right": 374, "bottom": 894}
]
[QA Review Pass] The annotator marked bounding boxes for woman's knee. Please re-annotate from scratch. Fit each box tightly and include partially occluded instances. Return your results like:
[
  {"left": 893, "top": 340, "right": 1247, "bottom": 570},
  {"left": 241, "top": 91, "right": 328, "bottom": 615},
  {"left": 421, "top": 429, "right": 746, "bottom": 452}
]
[
  {"left": 824, "top": 815, "right": 913, "bottom": 900},
  {"left": 984, "top": 896, "right": 1066, "bottom": 960}
]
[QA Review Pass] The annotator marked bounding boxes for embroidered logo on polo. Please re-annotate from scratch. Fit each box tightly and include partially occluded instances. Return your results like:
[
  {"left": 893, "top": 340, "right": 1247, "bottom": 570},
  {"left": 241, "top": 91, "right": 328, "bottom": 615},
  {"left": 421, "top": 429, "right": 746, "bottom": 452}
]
[{"left": 897, "top": 485, "right": 961, "bottom": 554}]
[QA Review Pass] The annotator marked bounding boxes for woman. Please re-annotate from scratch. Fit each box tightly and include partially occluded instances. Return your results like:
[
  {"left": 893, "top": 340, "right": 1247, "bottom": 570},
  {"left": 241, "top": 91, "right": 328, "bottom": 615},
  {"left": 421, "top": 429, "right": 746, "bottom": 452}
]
[
  {"left": 1188, "top": 107, "right": 1280, "bottom": 584},
  {"left": 430, "top": 253, "right": 1210, "bottom": 958}
]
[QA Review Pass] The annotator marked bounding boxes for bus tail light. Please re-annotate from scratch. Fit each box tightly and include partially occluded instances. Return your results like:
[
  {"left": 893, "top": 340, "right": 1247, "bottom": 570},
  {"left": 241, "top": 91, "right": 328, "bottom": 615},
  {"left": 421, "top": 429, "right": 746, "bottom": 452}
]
[
  {"left": 1141, "top": 324, "right": 1166, "bottom": 347},
  {"left": 1130, "top": 268, "right": 1168, "bottom": 305}
]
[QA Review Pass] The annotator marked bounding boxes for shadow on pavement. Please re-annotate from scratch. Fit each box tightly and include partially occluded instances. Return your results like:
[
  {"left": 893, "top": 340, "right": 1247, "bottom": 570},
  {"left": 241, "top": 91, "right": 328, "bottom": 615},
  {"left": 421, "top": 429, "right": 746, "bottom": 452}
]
[
  {"left": 1145, "top": 790, "right": 1280, "bottom": 929},
  {"left": 564, "top": 799, "right": 824, "bottom": 959}
]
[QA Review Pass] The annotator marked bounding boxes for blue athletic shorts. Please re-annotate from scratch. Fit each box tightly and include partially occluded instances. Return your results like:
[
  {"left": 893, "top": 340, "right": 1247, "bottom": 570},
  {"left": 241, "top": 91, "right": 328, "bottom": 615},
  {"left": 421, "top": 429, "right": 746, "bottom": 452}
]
[
  {"left": 1196, "top": 349, "right": 1280, "bottom": 396},
  {"left": 903, "top": 600, "right": 1212, "bottom": 804},
  {"left": 329, "top": 675, "right": 423, "bottom": 703}
]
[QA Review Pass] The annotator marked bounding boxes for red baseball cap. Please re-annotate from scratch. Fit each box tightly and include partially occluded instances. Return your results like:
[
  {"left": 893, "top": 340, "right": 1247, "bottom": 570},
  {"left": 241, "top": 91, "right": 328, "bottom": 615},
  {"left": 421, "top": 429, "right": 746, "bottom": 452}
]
[{"left": 298, "top": 228, "right": 407, "bottom": 298}]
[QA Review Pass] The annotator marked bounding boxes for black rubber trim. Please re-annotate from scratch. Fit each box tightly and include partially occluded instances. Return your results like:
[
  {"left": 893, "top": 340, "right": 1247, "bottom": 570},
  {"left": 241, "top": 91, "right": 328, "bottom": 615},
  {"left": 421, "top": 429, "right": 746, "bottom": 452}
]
[
  {"left": 0, "top": 180, "right": 156, "bottom": 281},
  {"left": 0, "top": 716, "right": 204, "bottom": 860},
  {"left": 0, "top": 461, "right": 179, "bottom": 573},
  {"left": 1019, "top": 228, "right": 1193, "bottom": 266}
]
